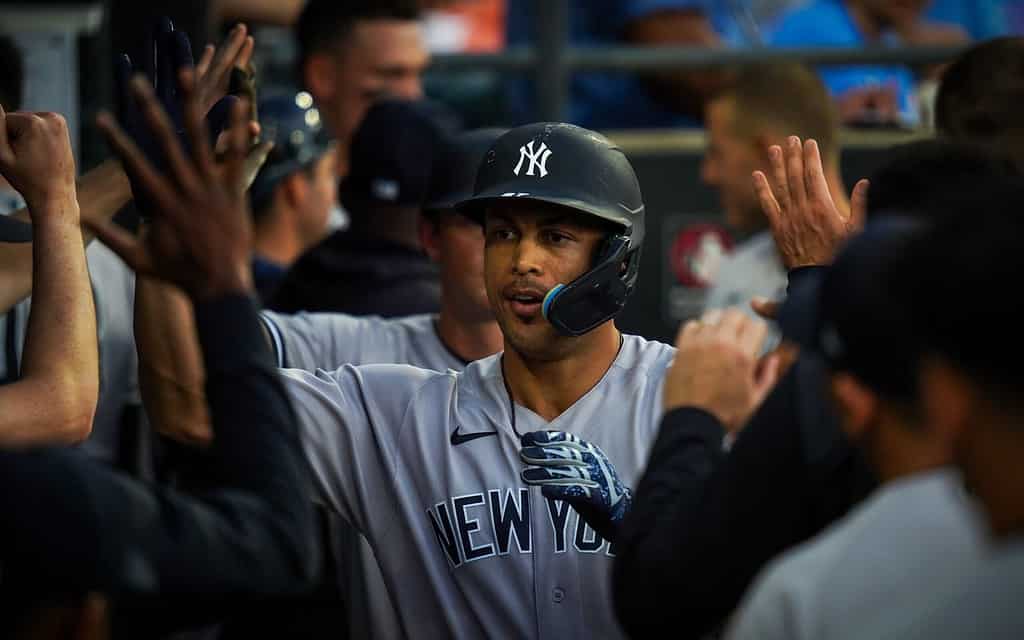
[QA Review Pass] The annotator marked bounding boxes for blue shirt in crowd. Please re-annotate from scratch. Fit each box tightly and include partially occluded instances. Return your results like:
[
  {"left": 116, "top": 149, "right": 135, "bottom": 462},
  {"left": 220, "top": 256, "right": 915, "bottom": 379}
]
[
  {"left": 768, "top": 0, "right": 920, "bottom": 125},
  {"left": 926, "top": 0, "right": 1010, "bottom": 40},
  {"left": 506, "top": 0, "right": 733, "bottom": 129}
]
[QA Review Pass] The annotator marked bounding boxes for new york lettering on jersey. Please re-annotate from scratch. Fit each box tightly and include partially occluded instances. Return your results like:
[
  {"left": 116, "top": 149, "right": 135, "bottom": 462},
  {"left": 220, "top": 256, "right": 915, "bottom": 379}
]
[
  {"left": 427, "top": 488, "right": 618, "bottom": 567},
  {"left": 281, "top": 334, "right": 674, "bottom": 638}
]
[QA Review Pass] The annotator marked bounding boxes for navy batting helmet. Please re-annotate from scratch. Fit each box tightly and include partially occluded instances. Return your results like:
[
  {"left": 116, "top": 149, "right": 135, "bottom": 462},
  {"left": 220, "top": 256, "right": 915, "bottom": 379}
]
[
  {"left": 457, "top": 123, "right": 645, "bottom": 337},
  {"left": 249, "top": 92, "right": 334, "bottom": 214}
]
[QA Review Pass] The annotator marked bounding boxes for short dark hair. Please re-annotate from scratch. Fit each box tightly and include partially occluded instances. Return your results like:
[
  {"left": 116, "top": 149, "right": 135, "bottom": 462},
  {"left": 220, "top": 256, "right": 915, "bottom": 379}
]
[
  {"left": 295, "top": 0, "right": 421, "bottom": 78},
  {"left": 866, "top": 139, "right": 1018, "bottom": 219},
  {"left": 0, "top": 35, "right": 24, "bottom": 110},
  {"left": 715, "top": 63, "right": 839, "bottom": 161},
  {"left": 936, "top": 37, "right": 1024, "bottom": 170},
  {"left": 894, "top": 176, "right": 1024, "bottom": 409}
]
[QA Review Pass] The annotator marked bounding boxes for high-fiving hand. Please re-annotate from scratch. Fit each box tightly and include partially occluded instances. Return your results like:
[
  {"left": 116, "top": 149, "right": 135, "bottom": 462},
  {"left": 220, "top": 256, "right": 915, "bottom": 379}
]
[
  {"left": 663, "top": 309, "right": 780, "bottom": 434},
  {"left": 753, "top": 136, "right": 869, "bottom": 269},
  {"left": 116, "top": 19, "right": 256, "bottom": 217},
  {"left": 520, "top": 431, "right": 632, "bottom": 542},
  {"left": 87, "top": 70, "right": 254, "bottom": 301}
]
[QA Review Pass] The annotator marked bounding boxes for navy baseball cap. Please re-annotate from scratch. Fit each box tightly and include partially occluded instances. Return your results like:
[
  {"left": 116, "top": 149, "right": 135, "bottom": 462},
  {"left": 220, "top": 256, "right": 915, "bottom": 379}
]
[
  {"left": 0, "top": 216, "right": 31, "bottom": 243},
  {"left": 340, "top": 99, "right": 459, "bottom": 210},
  {"left": 424, "top": 127, "right": 508, "bottom": 214},
  {"left": 250, "top": 92, "right": 335, "bottom": 213},
  {"left": 778, "top": 218, "right": 924, "bottom": 399}
]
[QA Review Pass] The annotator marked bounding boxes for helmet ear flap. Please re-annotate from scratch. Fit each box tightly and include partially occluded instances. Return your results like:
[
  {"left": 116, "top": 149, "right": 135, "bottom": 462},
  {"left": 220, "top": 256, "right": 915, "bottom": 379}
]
[{"left": 541, "top": 234, "right": 635, "bottom": 336}]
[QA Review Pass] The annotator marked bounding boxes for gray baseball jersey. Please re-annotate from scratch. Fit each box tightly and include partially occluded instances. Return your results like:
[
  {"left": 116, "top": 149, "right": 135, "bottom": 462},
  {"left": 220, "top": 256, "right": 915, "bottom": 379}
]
[
  {"left": 725, "top": 469, "right": 986, "bottom": 640},
  {"left": 279, "top": 334, "right": 675, "bottom": 639},
  {"left": 262, "top": 310, "right": 466, "bottom": 639},
  {"left": 261, "top": 311, "right": 463, "bottom": 373}
]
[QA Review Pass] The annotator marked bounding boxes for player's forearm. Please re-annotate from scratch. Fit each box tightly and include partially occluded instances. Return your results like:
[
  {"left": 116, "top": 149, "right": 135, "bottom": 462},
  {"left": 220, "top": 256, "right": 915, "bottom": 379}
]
[
  {"left": 0, "top": 204, "right": 98, "bottom": 446},
  {"left": 135, "top": 275, "right": 213, "bottom": 445},
  {"left": 0, "top": 296, "right": 319, "bottom": 596},
  {"left": 0, "top": 159, "right": 132, "bottom": 309},
  {"left": 613, "top": 407, "right": 727, "bottom": 636}
]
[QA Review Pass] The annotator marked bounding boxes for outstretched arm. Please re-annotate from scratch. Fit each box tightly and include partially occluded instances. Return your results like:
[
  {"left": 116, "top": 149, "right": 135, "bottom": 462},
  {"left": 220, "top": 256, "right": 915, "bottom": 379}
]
[
  {"left": 0, "top": 65, "right": 319, "bottom": 599},
  {"left": 0, "top": 109, "right": 99, "bottom": 446},
  {"left": 125, "top": 23, "right": 255, "bottom": 445}
]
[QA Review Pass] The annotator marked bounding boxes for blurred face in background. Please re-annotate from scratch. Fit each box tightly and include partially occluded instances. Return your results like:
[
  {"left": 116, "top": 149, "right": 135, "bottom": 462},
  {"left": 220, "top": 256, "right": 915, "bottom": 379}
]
[
  {"left": 421, "top": 211, "right": 493, "bottom": 323},
  {"left": 307, "top": 19, "right": 429, "bottom": 154},
  {"left": 701, "top": 96, "right": 768, "bottom": 234},
  {"left": 854, "top": 0, "right": 930, "bottom": 29},
  {"left": 294, "top": 147, "right": 340, "bottom": 249}
]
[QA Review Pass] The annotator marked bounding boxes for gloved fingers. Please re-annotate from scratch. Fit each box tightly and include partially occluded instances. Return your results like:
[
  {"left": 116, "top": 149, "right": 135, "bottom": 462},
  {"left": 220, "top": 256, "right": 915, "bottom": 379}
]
[
  {"left": 520, "top": 445, "right": 588, "bottom": 467},
  {"left": 538, "top": 483, "right": 599, "bottom": 506},
  {"left": 169, "top": 28, "right": 195, "bottom": 71},
  {"left": 521, "top": 430, "right": 585, "bottom": 448},
  {"left": 145, "top": 17, "right": 175, "bottom": 85},
  {"left": 113, "top": 54, "right": 138, "bottom": 129},
  {"left": 521, "top": 466, "right": 598, "bottom": 487}
]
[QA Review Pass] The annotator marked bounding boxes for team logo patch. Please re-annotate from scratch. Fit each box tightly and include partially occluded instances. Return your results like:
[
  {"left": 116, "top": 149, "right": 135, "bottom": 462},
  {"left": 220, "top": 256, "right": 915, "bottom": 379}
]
[
  {"left": 514, "top": 140, "right": 552, "bottom": 177},
  {"left": 670, "top": 223, "right": 733, "bottom": 288}
]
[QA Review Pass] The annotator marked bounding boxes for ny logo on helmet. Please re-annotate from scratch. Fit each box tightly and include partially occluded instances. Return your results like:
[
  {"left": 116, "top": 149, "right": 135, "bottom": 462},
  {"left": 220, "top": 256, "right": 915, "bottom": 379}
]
[{"left": 513, "top": 140, "right": 552, "bottom": 177}]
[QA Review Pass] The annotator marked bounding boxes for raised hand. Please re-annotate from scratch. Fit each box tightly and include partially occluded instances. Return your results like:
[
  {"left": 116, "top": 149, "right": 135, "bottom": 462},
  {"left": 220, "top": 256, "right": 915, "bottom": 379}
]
[
  {"left": 520, "top": 431, "right": 632, "bottom": 542},
  {"left": 116, "top": 19, "right": 254, "bottom": 216},
  {"left": 663, "top": 309, "right": 780, "bottom": 433},
  {"left": 0, "top": 107, "right": 77, "bottom": 219},
  {"left": 753, "top": 136, "right": 869, "bottom": 269},
  {"left": 87, "top": 70, "right": 254, "bottom": 301}
]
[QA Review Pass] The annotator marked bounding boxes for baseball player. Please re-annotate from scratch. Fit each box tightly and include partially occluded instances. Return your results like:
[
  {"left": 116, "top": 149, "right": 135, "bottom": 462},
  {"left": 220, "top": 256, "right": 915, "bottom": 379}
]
[
  {"left": 276, "top": 123, "right": 678, "bottom": 638},
  {"left": 259, "top": 128, "right": 509, "bottom": 639},
  {"left": 247, "top": 92, "right": 340, "bottom": 301},
  {"left": 134, "top": 128, "right": 508, "bottom": 638},
  {"left": 130, "top": 115, "right": 701, "bottom": 637}
]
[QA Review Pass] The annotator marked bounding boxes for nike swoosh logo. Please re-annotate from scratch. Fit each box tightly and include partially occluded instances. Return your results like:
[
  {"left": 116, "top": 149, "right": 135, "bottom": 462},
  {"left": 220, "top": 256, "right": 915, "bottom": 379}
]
[
  {"left": 450, "top": 426, "right": 499, "bottom": 446},
  {"left": 618, "top": 203, "right": 645, "bottom": 215}
]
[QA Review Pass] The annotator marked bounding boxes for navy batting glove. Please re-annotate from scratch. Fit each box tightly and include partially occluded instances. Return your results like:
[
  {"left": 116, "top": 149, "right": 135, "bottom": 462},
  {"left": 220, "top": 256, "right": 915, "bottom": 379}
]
[
  {"left": 519, "top": 431, "right": 633, "bottom": 542},
  {"left": 115, "top": 17, "right": 234, "bottom": 218}
]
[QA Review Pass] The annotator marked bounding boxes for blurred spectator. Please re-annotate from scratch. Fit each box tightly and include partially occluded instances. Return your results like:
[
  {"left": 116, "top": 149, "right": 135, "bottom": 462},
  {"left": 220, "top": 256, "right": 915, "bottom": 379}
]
[
  {"left": 702, "top": 64, "right": 843, "bottom": 334},
  {"left": 269, "top": 99, "right": 456, "bottom": 316},
  {"left": 296, "top": 0, "right": 428, "bottom": 174},
  {"left": 725, "top": 221, "right": 987, "bottom": 640},
  {"left": 768, "top": 0, "right": 968, "bottom": 127},
  {"left": 926, "top": 0, "right": 1010, "bottom": 40},
  {"left": 506, "top": 1, "right": 723, "bottom": 128},
  {"left": 248, "top": 93, "right": 339, "bottom": 300}
]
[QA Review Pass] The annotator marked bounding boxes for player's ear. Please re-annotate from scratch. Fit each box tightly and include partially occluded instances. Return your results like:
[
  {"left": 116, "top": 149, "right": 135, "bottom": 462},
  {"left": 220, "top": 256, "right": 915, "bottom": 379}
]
[
  {"left": 419, "top": 213, "right": 442, "bottom": 262},
  {"left": 917, "top": 356, "right": 975, "bottom": 449},
  {"left": 282, "top": 172, "right": 310, "bottom": 210},
  {"left": 304, "top": 53, "right": 337, "bottom": 102},
  {"left": 829, "top": 373, "right": 878, "bottom": 441}
]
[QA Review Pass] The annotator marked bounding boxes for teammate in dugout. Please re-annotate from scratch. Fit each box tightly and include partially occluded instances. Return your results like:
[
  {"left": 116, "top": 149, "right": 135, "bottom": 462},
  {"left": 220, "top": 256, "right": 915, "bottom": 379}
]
[
  {"left": 126, "top": 108, "right": 779, "bottom": 636},
  {"left": 267, "top": 124, "right": 772, "bottom": 639}
]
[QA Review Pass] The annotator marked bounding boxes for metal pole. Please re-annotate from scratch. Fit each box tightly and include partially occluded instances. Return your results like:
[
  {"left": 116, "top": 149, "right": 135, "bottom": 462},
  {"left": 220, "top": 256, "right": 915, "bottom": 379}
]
[
  {"left": 533, "top": 0, "right": 569, "bottom": 122},
  {"left": 429, "top": 44, "right": 966, "bottom": 72}
]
